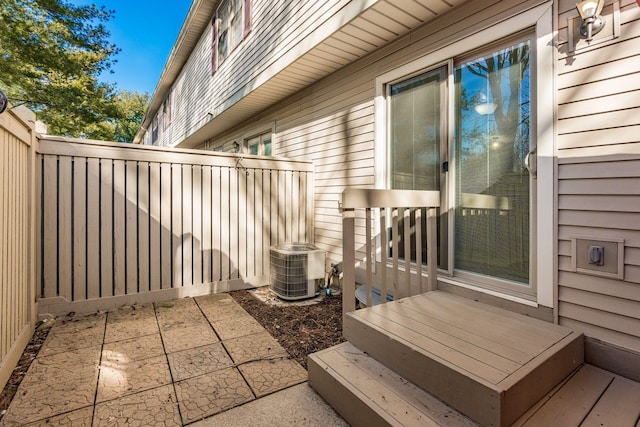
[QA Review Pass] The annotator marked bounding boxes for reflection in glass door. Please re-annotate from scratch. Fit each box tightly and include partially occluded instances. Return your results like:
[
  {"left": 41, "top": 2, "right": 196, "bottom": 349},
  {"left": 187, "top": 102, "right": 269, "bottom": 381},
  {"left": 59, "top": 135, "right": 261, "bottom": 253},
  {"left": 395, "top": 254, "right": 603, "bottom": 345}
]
[{"left": 453, "top": 38, "right": 531, "bottom": 285}]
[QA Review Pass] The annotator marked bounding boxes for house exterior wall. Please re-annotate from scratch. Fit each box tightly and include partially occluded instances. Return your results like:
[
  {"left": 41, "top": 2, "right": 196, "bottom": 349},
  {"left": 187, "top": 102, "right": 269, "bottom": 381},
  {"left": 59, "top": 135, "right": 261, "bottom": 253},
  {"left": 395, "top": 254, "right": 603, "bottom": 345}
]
[
  {"left": 145, "top": 0, "right": 640, "bottom": 356},
  {"left": 555, "top": 0, "right": 640, "bottom": 353},
  {"left": 143, "top": 0, "right": 351, "bottom": 147},
  {"left": 195, "top": 0, "right": 640, "bottom": 355},
  {"left": 205, "top": 0, "right": 551, "bottom": 261}
]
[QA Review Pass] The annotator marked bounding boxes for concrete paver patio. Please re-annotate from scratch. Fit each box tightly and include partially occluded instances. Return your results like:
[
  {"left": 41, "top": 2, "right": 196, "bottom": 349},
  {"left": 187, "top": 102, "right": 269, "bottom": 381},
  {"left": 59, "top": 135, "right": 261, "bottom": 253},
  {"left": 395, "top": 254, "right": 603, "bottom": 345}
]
[{"left": 1, "top": 293, "right": 345, "bottom": 426}]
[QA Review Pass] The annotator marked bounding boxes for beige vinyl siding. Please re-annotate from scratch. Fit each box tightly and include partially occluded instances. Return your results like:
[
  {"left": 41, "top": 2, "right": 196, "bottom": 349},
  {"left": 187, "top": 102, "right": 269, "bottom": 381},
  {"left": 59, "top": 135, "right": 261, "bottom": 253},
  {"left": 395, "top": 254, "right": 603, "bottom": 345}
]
[
  {"left": 201, "top": 0, "right": 549, "bottom": 263},
  {"left": 556, "top": 0, "right": 640, "bottom": 352},
  {"left": 155, "top": 0, "right": 353, "bottom": 148}
]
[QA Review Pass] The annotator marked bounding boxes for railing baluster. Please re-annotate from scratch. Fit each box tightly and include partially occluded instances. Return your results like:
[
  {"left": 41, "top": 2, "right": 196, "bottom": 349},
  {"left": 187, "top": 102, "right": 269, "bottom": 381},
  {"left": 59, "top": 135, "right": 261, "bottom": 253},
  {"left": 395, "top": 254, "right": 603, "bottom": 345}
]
[
  {"left": 380, "top": 208, "right": 388, "bottom": 307},
  {"left": 427, "top": 207, "right": 438, "bottom": 292},
  {"left": 415, "top": 208, "right": 423, "bottom": 293},
  {"left": 403, "top": 207, "right": 411, "bottom": 298},
  {"left": 365, "top": 208, "right": 373, "bottom": 308},
  {"left": 391, "top": 207, "right": 399, "bottom": 302}
]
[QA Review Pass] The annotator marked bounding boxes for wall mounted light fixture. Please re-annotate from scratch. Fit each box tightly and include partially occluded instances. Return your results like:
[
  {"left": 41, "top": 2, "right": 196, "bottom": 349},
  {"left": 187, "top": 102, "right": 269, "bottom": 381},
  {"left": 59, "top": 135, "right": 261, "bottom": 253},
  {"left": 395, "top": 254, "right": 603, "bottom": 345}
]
[{"left": 576, "top": 0, "right": 606, "bottom": 42}]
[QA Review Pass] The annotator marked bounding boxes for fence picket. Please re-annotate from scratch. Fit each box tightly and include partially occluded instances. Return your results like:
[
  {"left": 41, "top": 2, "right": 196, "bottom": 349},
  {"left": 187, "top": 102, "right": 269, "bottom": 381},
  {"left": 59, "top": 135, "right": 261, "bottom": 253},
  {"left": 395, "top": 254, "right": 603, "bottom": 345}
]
[
  {"left": 86, "top": 159, "right": 100, "bottom": 299},
  {"left": 58, "top": 157, "right": 72, "bottom": 300},
  {"left": 73, "top": 158, "right": 87, "bottom": 301},
  {"left": 113, "top": 160, "right": 126, "bottom": 296},
  {"left": 202, "top": 166, "right": 212, "bottom": 283},
  {"left": 100, "top": 159, "right": 113, "bottom": 297},
  {"left": 192, "top": 165, "right": 203, "bottom": 286},
  {"left": 149, "top": 162, "right": 161, "bottom": 291},
  {"left": 138, "top": 162, "right": 150, "bottom": 293},
  {"left": 160, "top": 163, "right": 172, "bottom": 289},
  {"left": 171, "top": 163, "right": 182, "bottom": 287}
]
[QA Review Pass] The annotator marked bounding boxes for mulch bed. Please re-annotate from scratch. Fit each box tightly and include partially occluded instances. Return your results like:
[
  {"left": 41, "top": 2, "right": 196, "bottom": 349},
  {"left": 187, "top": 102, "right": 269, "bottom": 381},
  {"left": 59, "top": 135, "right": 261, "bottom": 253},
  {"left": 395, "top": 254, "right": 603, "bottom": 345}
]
[{"left": 230, "top": 290, "right": 344, "bottom": 369}]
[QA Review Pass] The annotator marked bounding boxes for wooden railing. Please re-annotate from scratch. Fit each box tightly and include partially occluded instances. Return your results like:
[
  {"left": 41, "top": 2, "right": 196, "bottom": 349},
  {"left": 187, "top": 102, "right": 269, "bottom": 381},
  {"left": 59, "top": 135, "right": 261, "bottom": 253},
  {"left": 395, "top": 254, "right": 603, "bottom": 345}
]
[
  {"left": 341, "top": 189, "right": 440, "bottom": 315},
  {"left": 0, "top": 107, "right": 37, "bottom": 391},
  {"left": 37, "top": 137, "right": 314, "bottom": 315}
]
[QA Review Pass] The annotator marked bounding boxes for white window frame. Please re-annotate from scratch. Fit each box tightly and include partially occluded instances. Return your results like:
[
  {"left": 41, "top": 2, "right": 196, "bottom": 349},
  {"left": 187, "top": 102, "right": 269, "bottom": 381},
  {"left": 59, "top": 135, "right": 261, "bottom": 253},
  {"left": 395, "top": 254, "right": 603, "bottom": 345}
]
[
  {"left": 212, "top": 0, "right": 252, "bottom": 73},
  {"left": 374, "top": 3, "right": 554, "bottom": 307},
  {"left": 245, "top": 131, "right": 272, "bottom": 156}
]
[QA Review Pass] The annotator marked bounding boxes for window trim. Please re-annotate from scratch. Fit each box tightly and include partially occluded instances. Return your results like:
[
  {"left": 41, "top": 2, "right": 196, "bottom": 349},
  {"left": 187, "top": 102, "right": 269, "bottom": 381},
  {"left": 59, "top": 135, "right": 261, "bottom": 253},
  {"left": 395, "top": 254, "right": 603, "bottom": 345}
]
[
  {"left": 211, "top": 0, "right": 253, "bottom": 74},
  {"left": 374, "top": 3, "right": 554, "bottom": 307}
]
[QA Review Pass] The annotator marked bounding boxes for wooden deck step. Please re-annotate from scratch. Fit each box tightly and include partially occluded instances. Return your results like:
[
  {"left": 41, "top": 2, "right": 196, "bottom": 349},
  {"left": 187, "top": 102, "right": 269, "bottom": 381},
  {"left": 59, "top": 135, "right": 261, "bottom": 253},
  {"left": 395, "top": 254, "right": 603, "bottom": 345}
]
[
  {"left": 514, "top": 364, "right": 640, "bottom": 427},
  {"left": 308, "top": 341, "right": 478, "bottom": 427},
  {"left": 343, "top": 291, "right": 584, "bottom": 427}
]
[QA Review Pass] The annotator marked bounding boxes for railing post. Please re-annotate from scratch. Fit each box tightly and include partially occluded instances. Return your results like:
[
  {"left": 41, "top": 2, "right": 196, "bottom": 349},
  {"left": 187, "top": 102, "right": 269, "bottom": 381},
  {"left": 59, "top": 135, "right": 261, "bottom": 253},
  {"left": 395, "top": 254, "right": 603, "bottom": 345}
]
[
  {"left": 427, "top": 207, "right": 438, "bottom": 292},
  {"left": 342, "top": 208, "right": 356, "bottom": 316}
]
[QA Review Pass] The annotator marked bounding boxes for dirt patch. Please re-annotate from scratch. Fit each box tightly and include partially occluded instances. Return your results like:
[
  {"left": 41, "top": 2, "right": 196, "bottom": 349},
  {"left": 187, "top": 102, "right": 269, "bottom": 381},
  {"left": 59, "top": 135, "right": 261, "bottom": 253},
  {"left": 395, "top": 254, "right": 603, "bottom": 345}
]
[
  {"left": 0, "top": 324, "right": 50, "bottom": 420},
  {"left": 231, "top": 289, "right": 344, "bottom": 369}
]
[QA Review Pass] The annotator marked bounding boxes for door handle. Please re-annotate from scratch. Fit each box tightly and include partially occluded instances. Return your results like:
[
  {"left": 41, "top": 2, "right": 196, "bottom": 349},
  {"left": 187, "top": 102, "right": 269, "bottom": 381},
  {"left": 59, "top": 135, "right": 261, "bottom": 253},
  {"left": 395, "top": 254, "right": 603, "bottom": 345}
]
[{"left": 524, "top": 147, "right": 537, "bottom": 178}]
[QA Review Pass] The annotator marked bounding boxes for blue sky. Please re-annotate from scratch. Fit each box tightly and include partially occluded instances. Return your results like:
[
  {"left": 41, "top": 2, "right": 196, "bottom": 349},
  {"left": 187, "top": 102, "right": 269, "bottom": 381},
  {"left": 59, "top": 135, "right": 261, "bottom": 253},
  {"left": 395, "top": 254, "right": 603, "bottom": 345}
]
[{"left": 82, "top": 0, "right": 192, "bottom": 95}]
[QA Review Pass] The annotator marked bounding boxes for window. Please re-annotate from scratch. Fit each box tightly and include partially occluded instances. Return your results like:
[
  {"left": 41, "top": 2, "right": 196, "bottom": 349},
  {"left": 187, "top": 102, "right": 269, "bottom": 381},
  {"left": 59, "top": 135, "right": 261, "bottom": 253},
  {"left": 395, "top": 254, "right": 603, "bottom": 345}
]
[
  {"left": 151, "top": 116, "right": 158, "bottom": 144},
  {"left": 246, "top": 131, "right": 272, "bottom": 156},
  {"left": 162, "top": 94, "right": 171, "bottom": 130},
  {"left": 212, "top": 0, "right": 252, "bottom": 73}
]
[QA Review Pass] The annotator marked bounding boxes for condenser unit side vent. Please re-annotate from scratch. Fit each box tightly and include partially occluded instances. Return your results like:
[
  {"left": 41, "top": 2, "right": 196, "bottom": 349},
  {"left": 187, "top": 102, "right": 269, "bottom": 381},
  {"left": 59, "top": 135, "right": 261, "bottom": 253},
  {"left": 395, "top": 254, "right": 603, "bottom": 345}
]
[{"left": 270, "top": 243, "right": 325, "bottom": 300}]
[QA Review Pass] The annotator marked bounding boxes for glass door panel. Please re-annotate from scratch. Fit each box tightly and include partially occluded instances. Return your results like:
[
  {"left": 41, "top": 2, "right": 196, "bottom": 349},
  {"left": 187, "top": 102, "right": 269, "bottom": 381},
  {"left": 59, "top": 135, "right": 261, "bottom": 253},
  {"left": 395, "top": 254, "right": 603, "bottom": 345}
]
[
  {"left": 389, "top": 67, "right": 446, "bottom": 266},
  {"left": 453, "top": 39, "right": 531, "bottom": 284}
]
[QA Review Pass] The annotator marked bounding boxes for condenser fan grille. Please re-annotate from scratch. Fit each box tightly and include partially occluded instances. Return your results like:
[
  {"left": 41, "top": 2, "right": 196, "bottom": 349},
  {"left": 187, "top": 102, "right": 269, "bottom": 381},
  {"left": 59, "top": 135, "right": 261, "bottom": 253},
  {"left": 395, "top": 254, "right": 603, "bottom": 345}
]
[{"left": 270, "top": 243, "right": 325, "bottom": 300}]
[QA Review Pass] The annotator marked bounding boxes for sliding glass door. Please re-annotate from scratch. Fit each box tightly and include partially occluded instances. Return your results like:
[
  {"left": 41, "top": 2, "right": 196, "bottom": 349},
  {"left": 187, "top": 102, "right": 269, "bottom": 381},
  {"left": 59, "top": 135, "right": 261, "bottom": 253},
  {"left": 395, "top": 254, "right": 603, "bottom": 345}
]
[{"left": 387, "top": 35, "right": 533, "bottom": 294}]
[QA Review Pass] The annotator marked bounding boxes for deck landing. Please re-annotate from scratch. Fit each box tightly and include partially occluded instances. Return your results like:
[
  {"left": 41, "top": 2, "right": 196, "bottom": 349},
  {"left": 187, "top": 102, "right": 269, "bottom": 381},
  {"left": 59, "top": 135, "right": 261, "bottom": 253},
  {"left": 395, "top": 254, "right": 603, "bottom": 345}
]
[{"left": 314, "top": 291, "right": 584, "bottom": 427}]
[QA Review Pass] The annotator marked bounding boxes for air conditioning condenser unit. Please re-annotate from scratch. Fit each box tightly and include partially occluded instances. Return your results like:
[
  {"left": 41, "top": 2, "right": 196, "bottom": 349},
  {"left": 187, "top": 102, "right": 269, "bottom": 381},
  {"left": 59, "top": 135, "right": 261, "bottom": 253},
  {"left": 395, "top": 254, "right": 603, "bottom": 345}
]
[{"left": 270, "top": 243, "right": 325, "bottom": 300}]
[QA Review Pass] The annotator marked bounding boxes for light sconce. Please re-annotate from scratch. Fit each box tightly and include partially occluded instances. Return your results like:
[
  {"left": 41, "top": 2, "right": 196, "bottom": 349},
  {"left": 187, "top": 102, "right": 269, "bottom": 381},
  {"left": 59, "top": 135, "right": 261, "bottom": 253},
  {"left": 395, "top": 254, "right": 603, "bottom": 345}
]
[
  {"left": 232, "top": 141, "right": 240, "bottom": 153},
  {"left": 473, "top": 92, "right": 497, "bottom": 116},
  {"left": 576, "top": 0, "right": 605, "bottom": 42}
]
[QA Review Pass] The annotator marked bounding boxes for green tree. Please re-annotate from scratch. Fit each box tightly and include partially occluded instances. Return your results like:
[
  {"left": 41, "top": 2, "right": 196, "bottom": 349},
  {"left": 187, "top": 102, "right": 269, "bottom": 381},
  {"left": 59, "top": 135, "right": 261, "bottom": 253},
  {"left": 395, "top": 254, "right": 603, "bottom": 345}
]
[
  {"left": 0, "top": 0, "right": 120, "bottom": 136},
  {"left": 111, "top": 90, "right": 150, "bottom": 143}
]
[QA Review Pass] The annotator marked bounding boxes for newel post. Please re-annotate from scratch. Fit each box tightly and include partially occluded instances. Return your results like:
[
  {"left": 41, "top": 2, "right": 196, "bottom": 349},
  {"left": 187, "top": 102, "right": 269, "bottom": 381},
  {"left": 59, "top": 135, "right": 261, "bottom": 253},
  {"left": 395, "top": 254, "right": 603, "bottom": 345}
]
[{"left": 342, "top": 207, "right": 356, "bottom": 316}]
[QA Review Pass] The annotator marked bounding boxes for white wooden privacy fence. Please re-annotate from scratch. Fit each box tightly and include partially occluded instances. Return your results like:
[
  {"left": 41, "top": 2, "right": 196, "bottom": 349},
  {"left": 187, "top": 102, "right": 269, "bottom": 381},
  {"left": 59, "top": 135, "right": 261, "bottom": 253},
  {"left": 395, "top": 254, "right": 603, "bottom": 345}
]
[
  {"left": 341, "top": 189, "right": 440, "bottom": 315},
  {"left": 37, "top": 138, "right": 314, "bottom": 314},
  {"left": 0, "top": 108, "right": 37, "bottom": 391}
]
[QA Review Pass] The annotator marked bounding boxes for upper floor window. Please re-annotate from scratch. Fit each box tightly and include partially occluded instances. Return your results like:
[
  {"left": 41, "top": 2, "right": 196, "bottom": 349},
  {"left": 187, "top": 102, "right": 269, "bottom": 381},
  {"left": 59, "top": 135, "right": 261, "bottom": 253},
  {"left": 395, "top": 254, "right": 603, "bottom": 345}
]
[
  {"left": 151, "top": 116, "right": 158, "bottom": 144},
  {"left": 212, "top": 0, "right": 252, "bottom": 73},
  {"left": 162, "top": 94, "right": 171, "bottom": 130}
]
